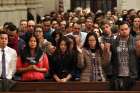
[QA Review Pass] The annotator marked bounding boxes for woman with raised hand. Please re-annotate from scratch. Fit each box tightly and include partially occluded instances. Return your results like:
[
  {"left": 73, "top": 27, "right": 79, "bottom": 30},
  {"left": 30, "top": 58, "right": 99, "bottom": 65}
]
[
  {"left": 34, "top": 24, "right": 52, "bottom": 53},
  {"left": 79, "top": 32, "right": 106, "bottom": 82}
]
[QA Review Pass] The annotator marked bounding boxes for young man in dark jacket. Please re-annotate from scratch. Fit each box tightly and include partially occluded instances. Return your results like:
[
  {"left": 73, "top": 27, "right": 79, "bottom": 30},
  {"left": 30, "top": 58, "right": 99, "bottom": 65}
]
[{"left": 104, "top": 22, "right": 140, "bottom": 90}]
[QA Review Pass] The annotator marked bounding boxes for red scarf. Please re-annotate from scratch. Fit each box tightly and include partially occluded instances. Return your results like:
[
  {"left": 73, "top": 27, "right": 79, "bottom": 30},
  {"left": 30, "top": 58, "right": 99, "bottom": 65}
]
[{"left": 8, "top": 35, "right": 18, "bottom": 53}]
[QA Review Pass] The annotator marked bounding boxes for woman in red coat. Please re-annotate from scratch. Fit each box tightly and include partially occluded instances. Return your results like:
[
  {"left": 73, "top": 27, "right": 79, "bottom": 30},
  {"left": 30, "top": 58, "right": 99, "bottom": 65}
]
[{"left": 16, "top": 34, "right": 49, "bottom": 81}]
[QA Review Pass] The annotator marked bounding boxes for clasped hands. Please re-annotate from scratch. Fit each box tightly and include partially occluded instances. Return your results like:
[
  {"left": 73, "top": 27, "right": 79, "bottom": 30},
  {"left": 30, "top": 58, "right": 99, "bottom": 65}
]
[{"left": 27, "top": 65, "right": 40, "bottom": 71}]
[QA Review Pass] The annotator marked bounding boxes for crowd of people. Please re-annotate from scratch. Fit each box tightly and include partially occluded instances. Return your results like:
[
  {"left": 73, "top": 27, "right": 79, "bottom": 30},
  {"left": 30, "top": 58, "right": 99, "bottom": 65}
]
[{"left": 0, "top": 7, "right": 140, "bottom": 90}]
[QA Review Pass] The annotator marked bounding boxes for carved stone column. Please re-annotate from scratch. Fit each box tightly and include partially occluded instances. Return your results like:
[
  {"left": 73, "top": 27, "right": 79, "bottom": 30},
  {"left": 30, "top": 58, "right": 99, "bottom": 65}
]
[
  {"left": 117, "top": 0, "right": 127, "bottom": 11},
  {"left": 35, "top": 0, "right": 43, "bottom": 17},
  {"left": 15, "top": 0, "right": 27, "bottom": 26},
  {"left": 40, "top": 0, "right": 56, "bottom": 15},
  {"left": 136, "top": 0, "right": 140, "bottom": 10},
  {"left": 117, "top": 0, "right": 140, "bottom": 11},
  {"left": 63, "top": 0, "right": 71, "bottom": 12},
  {"left": 0, "top": 0, "right": 27, "bottom": 26}
]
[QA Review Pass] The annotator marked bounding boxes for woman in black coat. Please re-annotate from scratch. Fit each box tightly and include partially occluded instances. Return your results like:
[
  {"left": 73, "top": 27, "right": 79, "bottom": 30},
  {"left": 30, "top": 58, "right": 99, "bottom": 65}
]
[{"left": 50, "top": 36, "right": 76, "bottom": 82}]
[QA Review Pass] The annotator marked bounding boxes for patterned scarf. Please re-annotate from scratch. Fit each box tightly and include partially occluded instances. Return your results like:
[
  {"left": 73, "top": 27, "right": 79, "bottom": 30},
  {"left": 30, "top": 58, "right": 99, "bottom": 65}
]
[
  {"left": 88, "top": 49, "right": 105, "bottom": 81},
  {"left": 117, "top": 40, "right": 129, "bottom": 76}
]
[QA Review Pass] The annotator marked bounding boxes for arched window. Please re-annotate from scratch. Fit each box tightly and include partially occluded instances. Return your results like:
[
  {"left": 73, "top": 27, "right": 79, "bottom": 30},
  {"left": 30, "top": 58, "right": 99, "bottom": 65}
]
[{"left": 71, "top": 0, "right": 117, "bottom": 13}]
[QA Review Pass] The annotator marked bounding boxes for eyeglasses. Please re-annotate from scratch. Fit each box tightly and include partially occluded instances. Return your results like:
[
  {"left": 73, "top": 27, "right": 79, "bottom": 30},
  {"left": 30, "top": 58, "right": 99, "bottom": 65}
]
[
  {"left": 134, "top": 21, "right": 140, "bottom": 22},
  {"left": 94, "top": 30, "right": 99, "bottom": 33}
]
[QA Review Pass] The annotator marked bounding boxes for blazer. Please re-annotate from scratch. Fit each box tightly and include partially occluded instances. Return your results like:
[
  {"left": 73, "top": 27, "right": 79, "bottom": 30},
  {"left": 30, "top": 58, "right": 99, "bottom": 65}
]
[
  {"left": 51, "top": 51, "right": 76, "bottom": 79},
  {"left": 108, "top": 35, "right": 138, "bottom": 79}
]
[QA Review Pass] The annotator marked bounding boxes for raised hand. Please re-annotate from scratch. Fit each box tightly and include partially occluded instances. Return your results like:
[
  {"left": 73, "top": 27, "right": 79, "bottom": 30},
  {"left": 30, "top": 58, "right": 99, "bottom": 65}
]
[
  {"left": 104, "top": 42, "right": 111, "bottom": 53},
  {"left": 135, "top": 38, "right": 140, "bottom": 56}
]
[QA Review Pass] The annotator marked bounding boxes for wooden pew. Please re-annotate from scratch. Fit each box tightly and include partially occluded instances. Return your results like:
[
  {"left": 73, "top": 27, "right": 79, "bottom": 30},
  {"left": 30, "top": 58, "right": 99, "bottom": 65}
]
[
  {"left": 3, "top": 91, "right": 140, "bottom": 93},
  {"left": 11, "top": 81, "right": 109, "bottom": 92},
  {"left": 10, "top": 81, "right": 140, "bottom": 92}
]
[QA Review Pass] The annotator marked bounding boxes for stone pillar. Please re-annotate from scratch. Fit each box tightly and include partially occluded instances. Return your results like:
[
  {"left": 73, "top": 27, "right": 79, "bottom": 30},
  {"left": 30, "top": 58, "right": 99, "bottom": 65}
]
[
  {"left": 125, "top": 0, "right": 137, "bottom": 10},
  {"left": 117, "top": 0, "right": 127, "bottom": 11},
  {"left": 58, "top": 0, "right": 64, "bottom": 13},
  {"left": 35, "top": 0, "right": 43, "bottom": 16},
  {"left": 55, "top": 0, "right": 71, "bottom": 13},
  {"left": 63, "top": 0, "right": 71, "bottom": 12},
  {"left": 40, "top": 0, "right": 56, "bottom": 15},
  {"left": 0, "top": 0, "right": 27, "bottom": 26},
  {"left": 15, "top": 0, "right": 27, "bottom": 26},
  {"left": 0, "top": 0, "right": 16, "bottom": 26},
  {"left": 136, "top": 0, "right": 140, "bottom": 10},
  {"left": 117, "top": 0, "right": 139, "bottom": 11}
]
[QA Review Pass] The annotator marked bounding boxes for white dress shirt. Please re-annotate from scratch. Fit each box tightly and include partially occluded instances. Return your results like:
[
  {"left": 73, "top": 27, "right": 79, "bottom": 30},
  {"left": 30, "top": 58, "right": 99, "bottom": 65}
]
[{"left": 0, "top": 46, "right": 17, "bottom": 79}]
